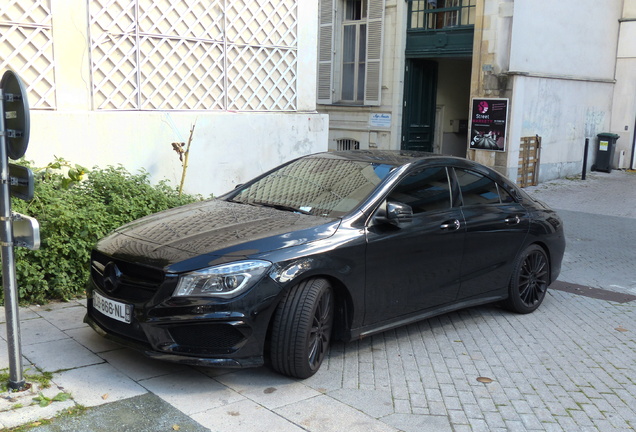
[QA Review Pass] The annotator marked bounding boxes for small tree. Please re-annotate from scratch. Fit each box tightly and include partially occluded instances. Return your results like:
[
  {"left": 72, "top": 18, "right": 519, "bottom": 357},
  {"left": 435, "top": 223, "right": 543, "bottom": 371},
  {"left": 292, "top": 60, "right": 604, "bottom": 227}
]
[{"left": 171, "top": 121, "right": 196, "bottom": 196}]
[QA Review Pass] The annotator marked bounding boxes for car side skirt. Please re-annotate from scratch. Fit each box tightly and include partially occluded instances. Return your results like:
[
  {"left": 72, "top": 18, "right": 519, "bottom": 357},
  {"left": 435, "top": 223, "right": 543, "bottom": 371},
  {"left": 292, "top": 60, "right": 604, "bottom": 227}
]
[{"left": 348, "top": 294, "right": 507, "bottom": 341}]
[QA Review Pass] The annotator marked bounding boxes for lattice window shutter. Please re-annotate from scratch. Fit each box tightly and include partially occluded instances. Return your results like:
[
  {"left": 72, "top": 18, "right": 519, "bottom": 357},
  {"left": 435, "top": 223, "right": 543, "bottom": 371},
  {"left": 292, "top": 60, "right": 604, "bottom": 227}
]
[
  {"left": 317, "top": 0, "right": 335, "bottom": 104},
  {"left": 89, "top": 0, "right": 297, "bottom": 111},
  {"left": 364, "top": 0, "right": 384, "bottom": 106},
  {"left": 0, "top": 0, "right": 55, "bottom": 110}
]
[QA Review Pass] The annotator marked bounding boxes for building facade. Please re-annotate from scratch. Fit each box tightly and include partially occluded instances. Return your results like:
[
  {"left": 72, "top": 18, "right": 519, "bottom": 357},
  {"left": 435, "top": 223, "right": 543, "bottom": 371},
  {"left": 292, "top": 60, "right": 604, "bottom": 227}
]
[
  {"left": 318, "top": 0, "right": 636, "bottom": 183},
  {"left": 0, "top": 0, "right": 328, "bottom": 196}
]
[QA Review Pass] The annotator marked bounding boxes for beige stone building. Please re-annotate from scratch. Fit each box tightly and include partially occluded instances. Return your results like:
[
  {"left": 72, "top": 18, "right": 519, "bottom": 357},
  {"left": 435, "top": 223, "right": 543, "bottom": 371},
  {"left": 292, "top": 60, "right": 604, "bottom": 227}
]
[{"left": 318, "top": 0, "right": 636, "bottom": 182}]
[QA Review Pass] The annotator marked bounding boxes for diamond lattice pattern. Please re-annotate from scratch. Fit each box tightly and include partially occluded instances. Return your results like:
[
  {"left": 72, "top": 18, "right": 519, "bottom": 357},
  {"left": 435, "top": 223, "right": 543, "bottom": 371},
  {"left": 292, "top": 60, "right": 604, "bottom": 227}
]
[
  {"left": 90, "top": 0, "right": 297, "bottom": 111},
  {"left": 0, "top": 0, "right": 55, "bottom": 109}
]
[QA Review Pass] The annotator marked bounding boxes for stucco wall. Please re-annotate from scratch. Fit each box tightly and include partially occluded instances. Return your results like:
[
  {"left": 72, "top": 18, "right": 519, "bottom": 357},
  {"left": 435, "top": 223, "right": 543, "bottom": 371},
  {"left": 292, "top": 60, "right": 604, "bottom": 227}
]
[
  {"left": 29, "top": 111, "right": 328, "bottom": 197},
  {"left": 611, "top": 4, "right": 636, "bottom": 169},
  {"left": 14, "top": 0, "right": 327, "bottom": 197},
  {"left": 507, "top": 76, "right": 613, "bottom": 181},
  {"left": 510, "top": 0, "right": 622, "bottom": 80},
  {"left": 611, "top": 58, "right": 636, "bottom": 169}
]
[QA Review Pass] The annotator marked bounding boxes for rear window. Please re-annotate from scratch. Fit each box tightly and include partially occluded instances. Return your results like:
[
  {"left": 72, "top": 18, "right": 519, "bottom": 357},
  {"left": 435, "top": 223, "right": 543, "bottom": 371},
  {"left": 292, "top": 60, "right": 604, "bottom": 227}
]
[{"left": 455, "top": 169, "right": 512, "bottom": 205}]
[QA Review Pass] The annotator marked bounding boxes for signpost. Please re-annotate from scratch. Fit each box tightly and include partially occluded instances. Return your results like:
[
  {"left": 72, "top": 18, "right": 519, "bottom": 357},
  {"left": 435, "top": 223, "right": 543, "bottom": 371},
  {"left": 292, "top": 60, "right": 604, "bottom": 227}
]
[{"left": 1, "top": 69, "right": 38, "bottom": 391}]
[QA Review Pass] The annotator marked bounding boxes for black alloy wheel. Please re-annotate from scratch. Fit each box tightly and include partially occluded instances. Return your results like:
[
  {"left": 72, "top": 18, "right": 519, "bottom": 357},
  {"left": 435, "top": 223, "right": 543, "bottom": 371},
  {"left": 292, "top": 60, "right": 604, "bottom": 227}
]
[
  {"left": 503, "top": 244, "right": 550, "bottom": 314},
  {"left": 270, "top": 278, "right": 334, "bottom": 378}
]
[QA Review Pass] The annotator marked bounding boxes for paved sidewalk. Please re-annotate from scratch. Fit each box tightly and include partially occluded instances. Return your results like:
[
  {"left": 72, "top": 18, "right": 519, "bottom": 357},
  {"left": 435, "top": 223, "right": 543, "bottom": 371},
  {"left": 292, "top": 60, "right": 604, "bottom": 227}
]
[
  {"left": 1, "top": 170, "right": 636, "bottom": 431},
  {"left": 524, "top": 170, "right": 636, "bottom": 295}
]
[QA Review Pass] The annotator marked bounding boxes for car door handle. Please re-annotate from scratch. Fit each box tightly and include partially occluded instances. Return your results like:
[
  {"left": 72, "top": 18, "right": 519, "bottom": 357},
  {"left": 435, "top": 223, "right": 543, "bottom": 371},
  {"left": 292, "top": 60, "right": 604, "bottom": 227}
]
[
  {"left": 440, "top": 219, "right": 461, "bottom": 231},
  {"left": 504, "top": 215, "right": 521, "bottom": 225}
]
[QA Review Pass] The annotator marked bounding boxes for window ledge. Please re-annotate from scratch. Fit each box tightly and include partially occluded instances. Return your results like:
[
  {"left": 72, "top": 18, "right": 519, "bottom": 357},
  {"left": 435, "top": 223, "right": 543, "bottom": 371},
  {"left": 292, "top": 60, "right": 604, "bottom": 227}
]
[{"left": 319, "top": 102, "right": 376, "bottom": 108}]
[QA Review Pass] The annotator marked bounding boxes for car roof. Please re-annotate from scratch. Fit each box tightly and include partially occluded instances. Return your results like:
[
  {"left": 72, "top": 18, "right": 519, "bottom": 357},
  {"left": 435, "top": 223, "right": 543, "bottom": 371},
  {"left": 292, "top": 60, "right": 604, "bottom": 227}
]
[
  {"left": 308, "top": 150, "right": 450, "bottom": 166},
  {"left": 308, "top": 150, "right": 522, "bottom": 194},
  {"left": 308, "top": 150, "right": 490, "bottom": 171}
]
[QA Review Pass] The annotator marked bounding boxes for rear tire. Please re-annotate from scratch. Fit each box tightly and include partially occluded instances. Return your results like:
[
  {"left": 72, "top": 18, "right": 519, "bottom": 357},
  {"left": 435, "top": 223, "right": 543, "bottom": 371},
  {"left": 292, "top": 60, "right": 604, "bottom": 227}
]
[
  {"left": 270, "top": 278, "right": 334, "bottom": 379},
  {"left": 502, "top": 244, "right": 550, "bottom": 314}
]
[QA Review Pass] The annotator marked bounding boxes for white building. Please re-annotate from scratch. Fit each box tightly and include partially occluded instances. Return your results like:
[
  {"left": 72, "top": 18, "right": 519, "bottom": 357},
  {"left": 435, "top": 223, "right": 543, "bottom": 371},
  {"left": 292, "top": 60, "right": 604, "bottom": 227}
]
[
  {"left": 318, "top": 0, "right": 636, "bottom": 183},
  {"left": 0, "top": 0, "right": 328, "bottom": 196}
]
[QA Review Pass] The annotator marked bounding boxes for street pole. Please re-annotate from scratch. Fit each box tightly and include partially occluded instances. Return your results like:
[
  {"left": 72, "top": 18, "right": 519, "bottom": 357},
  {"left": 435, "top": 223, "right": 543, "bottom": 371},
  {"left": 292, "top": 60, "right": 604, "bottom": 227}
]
[
  {"left": 0, "top": 87, "right": 26, "bottom": 390},
  {"left": 582, "top": 138, "right": 589, "bottom": 181}
]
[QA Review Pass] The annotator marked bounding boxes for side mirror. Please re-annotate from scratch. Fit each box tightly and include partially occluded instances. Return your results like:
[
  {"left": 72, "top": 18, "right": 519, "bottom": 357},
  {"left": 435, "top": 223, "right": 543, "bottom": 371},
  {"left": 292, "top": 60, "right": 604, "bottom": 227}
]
[{"left": 374, "top": 200, "right": 413, "bottom": 227}]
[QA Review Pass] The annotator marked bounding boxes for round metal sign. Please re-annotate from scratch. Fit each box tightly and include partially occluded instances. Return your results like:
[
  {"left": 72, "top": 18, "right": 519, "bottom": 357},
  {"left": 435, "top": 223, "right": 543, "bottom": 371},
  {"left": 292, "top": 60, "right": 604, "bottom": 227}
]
[{"left": 1, "top": 70, "right": 30, "bottom": 160}]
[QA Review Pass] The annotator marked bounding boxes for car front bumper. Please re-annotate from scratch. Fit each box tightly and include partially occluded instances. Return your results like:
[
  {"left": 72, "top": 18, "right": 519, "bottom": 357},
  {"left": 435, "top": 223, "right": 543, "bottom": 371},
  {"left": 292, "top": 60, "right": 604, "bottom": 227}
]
[
  {"left": 84, "top": 311, "right": 265, "bottom": 368},
  {"left": 84, "top": 274, "right": 284, "bottom": 369}
]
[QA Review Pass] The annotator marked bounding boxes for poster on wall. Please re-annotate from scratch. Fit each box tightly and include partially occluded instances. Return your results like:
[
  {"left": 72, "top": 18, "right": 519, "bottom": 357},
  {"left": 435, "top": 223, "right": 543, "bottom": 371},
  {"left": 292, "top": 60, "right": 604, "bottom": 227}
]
[{"left": 469, "top": 98, "right": 509, "bottom": 151}]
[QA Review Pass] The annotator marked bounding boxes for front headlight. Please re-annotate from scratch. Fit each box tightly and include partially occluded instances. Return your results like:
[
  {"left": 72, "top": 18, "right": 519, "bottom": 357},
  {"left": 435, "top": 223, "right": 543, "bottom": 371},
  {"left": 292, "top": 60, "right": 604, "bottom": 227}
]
[{"left": 173, "top": 260, "right": 272, "bottom": 299}]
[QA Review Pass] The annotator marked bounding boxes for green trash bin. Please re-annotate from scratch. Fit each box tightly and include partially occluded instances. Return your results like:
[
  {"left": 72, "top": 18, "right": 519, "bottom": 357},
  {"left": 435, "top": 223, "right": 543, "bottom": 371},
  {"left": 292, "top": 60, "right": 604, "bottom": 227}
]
[{"left": 592, "top": 133, "right": 619, "bottom": 173}]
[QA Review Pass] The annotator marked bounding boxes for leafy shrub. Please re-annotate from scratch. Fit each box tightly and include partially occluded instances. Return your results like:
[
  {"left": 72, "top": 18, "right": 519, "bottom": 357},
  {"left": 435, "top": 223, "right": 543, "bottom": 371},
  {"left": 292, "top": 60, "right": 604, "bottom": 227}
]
[{"left": 1, "top": 160, "right": 200, "bottom": 305}]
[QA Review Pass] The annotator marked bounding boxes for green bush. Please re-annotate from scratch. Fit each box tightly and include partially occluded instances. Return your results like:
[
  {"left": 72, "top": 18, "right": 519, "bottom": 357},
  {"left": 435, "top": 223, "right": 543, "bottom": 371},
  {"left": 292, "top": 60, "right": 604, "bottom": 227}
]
[{"left": 1, "top": 160, "right": 200, "bottom": 305}]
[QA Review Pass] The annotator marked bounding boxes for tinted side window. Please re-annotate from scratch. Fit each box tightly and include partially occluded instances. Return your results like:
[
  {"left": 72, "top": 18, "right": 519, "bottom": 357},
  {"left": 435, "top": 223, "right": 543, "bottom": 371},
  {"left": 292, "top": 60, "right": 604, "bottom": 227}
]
[
  {"left": 498, "top": 186, "right": 516, "bottom": 203},
  {"left": 455, "top": 169, "right": 501, "bottom": 205},
  {"left": 388, "top": 167, "right": 451, "bottom": 213}
]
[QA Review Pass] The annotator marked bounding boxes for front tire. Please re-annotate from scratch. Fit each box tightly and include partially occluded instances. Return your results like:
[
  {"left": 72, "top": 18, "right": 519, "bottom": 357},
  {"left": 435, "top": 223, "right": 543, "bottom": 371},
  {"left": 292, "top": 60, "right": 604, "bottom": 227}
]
[
  {"left": 502, "top": 244, "right": 550, "bottom": 314},
  {"left": 270, "top": 278, "right": 334, "bottom": 379}
]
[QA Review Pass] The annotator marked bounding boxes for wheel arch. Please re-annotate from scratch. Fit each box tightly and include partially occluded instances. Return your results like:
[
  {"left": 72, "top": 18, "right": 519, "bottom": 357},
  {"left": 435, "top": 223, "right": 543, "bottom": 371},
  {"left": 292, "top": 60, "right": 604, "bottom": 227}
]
[
  {"left": 502, "top": 242, "right": 551, "bottom": 314},
  {"left": 527, "top": 240, "right": 555, "bottom": 283},
  {"left": 265, "top": 273, "right": 355, "bottom": 345},
  {"left": 321, "top": 274, "right": 354, "bottom": 341}
]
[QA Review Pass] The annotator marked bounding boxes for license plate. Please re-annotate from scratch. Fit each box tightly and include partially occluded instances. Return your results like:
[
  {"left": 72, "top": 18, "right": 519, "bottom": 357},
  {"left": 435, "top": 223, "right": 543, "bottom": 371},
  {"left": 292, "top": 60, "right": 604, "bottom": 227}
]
[{"left": 93, "top": 291, "right": 132, "bottom": 324}]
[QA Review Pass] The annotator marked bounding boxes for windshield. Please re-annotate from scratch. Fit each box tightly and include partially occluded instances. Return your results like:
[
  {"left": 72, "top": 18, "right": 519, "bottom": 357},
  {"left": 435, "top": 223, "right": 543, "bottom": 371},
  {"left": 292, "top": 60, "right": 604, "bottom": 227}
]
[{"left": 230, "top": 155, "right": 394, "bottom": 217}]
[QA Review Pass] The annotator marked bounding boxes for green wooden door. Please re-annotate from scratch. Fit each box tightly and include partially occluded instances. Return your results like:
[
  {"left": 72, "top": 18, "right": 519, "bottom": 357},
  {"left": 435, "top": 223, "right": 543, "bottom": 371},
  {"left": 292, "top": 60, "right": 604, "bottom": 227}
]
[{"left": 402, "top": 59, "right": 438, "bottom": 152}]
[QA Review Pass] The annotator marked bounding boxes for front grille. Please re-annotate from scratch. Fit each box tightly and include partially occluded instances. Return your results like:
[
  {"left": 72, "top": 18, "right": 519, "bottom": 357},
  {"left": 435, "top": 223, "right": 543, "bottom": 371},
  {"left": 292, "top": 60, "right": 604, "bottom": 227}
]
[
  {"left": 169, "top": 324, "right": 245, "bottom": 351},
  {"left": 90, "top": 250, "right": 165, "bottom": 302}
]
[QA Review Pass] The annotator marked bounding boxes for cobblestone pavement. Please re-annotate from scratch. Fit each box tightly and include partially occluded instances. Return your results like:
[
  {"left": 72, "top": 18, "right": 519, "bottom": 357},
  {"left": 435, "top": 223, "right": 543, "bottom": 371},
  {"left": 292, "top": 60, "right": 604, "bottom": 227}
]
[{"left": 1, "top": 170, "right": 635, "bottom": 431}]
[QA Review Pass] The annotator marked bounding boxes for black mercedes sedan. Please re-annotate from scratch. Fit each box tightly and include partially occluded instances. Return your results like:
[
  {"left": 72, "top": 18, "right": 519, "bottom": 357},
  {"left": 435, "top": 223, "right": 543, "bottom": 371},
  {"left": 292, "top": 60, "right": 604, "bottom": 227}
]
[{"left": 85, "top": 150, "right": 565, "bottom": 378}]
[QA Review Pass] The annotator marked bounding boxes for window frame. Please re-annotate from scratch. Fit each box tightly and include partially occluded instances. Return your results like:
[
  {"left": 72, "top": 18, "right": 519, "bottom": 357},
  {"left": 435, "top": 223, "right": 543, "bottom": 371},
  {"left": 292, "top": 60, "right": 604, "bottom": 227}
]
[
  {"left": 407, "top": 0, "right": 476, "bottom": 32},
  {"left": 341, "top": 16, "right": 367, "bottom": 103},
  {"left": 386, "top": 166, "right": 454, "bottom": 214},
  {"left": 451, "top": 168, "right": 517, "bottom": 207},
  {"left": 317, "top": 0, "right": 385, "bottom": 106}
]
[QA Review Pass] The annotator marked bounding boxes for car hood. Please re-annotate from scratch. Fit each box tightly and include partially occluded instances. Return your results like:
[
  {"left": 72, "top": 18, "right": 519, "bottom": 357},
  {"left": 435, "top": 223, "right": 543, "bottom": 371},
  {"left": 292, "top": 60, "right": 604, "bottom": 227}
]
[{"left": 95, "top": 199, "right": 340, "bottom": 273}]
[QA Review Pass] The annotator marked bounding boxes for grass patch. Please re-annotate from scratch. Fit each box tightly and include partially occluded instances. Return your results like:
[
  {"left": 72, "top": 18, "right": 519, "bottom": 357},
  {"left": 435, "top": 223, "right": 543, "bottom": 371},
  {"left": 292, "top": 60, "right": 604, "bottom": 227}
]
[
  {"left": 0, "top": 368, "right": 53, "bottom": 393},
  {"left": 3, "top": 405, "right": 87, "bottom": 432}
]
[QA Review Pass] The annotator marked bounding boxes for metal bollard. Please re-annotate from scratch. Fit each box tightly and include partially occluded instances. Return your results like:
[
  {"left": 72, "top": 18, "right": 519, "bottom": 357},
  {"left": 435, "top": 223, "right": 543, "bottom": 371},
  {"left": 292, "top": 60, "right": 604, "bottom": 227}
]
[{"left": 582, "top": 138, "right": 589, "bottom": 180}]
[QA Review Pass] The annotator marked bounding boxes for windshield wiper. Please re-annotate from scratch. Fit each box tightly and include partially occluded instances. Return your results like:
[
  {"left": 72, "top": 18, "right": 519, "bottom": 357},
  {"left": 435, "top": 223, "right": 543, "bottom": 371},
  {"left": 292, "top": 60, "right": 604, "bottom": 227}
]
[
  {"left": 235, "top": 200, "right": 312, "bottom": 215},
  {"left": 268, "top": 203, "right": 312, "bottom": 215}
]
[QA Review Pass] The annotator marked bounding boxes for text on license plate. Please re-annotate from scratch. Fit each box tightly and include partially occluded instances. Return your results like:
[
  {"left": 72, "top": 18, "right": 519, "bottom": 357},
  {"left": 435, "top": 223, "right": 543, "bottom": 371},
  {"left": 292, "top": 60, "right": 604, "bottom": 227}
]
[{"left": 93, "top": 291, "right": 132, "bottom": 324}]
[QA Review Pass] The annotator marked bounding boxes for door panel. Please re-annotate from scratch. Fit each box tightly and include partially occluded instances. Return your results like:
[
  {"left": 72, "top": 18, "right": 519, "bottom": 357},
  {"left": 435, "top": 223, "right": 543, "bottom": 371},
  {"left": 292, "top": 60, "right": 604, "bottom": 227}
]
[
  {"left": 402, "top": 59, "right": 438, "bottom": 152},
  {"left": 453, "top": 168, "right": 530, "bottom": 298},
  {"left": 365, "top": 208, "right": 464, "bottom": 324},
  {"left": 458, "top": 204, "right": 529, "bottom": 298},
  {"left": 363, "top": 166, "right": 463, "bottom": 325}
]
